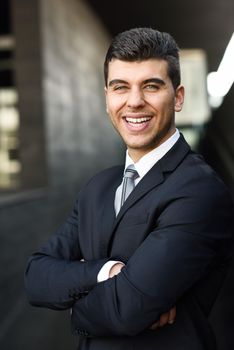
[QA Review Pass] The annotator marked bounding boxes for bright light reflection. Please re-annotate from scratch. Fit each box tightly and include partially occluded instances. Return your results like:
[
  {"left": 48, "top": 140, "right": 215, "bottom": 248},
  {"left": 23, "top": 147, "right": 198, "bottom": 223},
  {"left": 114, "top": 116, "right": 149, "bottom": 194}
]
[
  {"left": 207, "top": 32, "right": 234, "bottom": 107},
  {"left": 0, "top": 89, "right": 18, "bottom": 105},
  {"left": 0, "top": 107, "right": 19, "bottom": 131}
]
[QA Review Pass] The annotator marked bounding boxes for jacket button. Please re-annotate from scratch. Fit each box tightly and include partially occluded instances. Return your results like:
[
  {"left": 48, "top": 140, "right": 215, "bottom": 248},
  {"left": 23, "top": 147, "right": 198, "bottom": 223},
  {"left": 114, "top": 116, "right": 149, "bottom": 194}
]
[
  {"left": 68, "top": 289, "right": 80, "bottom": 300},
  {"left": 76, "top": 329, "right": 89, "bottom": 337}
]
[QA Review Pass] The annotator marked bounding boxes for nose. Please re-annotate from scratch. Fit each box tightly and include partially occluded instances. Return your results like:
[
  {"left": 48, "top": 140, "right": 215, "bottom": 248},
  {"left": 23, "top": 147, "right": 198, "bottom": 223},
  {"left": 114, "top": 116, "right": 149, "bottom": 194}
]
[{"left": 127, "top": 87, "right": 145, "bottom": 108}]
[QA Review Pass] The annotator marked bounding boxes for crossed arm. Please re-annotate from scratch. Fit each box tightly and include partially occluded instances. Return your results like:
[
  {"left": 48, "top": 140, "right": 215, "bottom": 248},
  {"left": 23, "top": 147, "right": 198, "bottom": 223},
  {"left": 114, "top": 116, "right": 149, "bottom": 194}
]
[
  {"left": 69, "top": 185, "right": 232, "bottom": 336},
  {"left": 25, "top": 187, "right": 232, "bottom": 337},
  {"left": 109, "top": 262, "right": 176, "bottom": 329},
  {"left": 25, "top": 216, "right": 175, "bottom": 328},
  {"left": 70, "top": 226, "right": 219, "bottom": 336}
]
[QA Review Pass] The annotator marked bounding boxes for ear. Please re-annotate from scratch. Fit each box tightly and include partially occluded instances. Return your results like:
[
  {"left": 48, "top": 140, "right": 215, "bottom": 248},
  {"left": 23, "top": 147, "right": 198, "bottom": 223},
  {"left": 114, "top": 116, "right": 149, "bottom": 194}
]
[{"left": 174, "top": 85, "right": 185, "bottom": 112}]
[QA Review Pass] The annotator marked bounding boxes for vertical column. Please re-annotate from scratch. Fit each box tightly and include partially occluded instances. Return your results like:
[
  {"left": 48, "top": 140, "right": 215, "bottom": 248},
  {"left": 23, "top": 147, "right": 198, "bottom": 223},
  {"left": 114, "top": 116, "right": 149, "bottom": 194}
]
[{"left": 11, "top": 0, "right": 47, "bottom": 190}]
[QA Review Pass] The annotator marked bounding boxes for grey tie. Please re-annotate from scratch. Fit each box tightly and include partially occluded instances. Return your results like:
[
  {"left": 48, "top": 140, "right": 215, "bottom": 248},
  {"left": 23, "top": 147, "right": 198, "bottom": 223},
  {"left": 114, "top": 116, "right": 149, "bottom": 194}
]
[{"left": 120, "top": 165, "right": 139, "bottom": 207}]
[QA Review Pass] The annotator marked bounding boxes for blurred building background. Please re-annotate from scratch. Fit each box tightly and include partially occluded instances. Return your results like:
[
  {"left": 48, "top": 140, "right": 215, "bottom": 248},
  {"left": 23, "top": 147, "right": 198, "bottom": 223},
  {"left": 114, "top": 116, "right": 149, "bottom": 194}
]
[{"left": 0, "top": 0, "right": 233, "bottom": 349}]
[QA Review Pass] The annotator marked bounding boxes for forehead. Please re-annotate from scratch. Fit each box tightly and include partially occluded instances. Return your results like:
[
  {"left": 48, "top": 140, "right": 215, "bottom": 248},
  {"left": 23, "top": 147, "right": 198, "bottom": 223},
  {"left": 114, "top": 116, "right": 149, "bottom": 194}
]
[{"left": 107, "top": 58, "right": 170, "bottom": 83}]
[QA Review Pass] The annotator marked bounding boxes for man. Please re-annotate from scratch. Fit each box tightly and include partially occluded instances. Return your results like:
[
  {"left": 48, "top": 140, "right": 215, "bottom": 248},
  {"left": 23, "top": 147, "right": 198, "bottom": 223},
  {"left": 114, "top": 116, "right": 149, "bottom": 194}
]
[{"left": 25, "top": 28, "right": 233, "bottom": 350}]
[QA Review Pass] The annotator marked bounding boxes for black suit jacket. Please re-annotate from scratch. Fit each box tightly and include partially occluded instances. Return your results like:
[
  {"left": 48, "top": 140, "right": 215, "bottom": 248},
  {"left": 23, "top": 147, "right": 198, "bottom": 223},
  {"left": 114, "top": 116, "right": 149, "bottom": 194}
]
[{"left": 25, "top": 135, "right": 234, "bottom": 350}]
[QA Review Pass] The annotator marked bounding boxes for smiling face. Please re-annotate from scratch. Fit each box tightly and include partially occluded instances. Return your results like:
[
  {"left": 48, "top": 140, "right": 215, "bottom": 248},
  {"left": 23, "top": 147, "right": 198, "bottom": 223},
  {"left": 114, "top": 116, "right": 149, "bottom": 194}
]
[{"left": 105, "top": 58, "right": 184, "bottom": 162}]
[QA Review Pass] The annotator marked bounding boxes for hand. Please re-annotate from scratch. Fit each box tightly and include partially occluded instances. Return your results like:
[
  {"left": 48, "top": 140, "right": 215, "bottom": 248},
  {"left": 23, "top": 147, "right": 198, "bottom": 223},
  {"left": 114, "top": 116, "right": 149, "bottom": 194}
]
[
  {"left": 150, "top": 306, "right": 176, "bottom": 330},
  {"left": 109, "top": 262, "right": 125, "bottom": 278}
]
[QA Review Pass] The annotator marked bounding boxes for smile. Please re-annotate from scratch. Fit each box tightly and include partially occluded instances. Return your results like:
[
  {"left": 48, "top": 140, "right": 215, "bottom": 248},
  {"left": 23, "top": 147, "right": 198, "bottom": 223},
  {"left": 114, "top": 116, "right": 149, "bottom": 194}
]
[
  {"left": 123, "top": 115, "right": 152, "bottom": 132},
  {"left": 125, "top": 117, "right": 152, "bottom": 124}
]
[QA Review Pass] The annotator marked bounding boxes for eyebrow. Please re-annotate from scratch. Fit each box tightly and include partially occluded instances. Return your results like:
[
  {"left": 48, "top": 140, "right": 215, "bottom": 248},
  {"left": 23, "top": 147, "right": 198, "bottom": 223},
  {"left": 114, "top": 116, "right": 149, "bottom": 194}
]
[
  {"left": 108, "top": 79, "right": 127, "bottom": 87},
  {"left": 108, "top": 77, "right": 166, "bottom": 87},
  {"left": 143, "top": 78, "right": 166, "bottom": 86}
]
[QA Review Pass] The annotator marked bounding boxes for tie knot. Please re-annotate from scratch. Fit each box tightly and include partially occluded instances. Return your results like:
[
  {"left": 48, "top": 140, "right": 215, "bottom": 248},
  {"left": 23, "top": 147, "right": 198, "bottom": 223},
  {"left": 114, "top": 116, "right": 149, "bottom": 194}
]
[{"left": 124, "top": 165, "right": 139, "bottom": 179}]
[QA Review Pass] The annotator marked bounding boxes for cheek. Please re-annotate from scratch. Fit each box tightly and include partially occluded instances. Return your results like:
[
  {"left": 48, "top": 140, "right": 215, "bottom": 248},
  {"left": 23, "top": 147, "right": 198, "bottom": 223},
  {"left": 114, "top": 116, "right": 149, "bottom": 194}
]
[
  {"left": 156, "top": 98, "right": 175, "bottom": 116},
  {"left": 107, "top": 94, "right": 126, "bottom": 113}
]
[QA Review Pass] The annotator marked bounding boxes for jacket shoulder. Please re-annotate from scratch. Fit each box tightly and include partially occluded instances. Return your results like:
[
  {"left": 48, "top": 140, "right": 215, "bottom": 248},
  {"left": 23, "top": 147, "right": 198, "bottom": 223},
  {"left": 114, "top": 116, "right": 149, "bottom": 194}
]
[
  {"left": 78, "top": 165, "right": 123, "bottom": 195},
  {"left": 88, "top": 165, "right": 123, "bottom": 182}
]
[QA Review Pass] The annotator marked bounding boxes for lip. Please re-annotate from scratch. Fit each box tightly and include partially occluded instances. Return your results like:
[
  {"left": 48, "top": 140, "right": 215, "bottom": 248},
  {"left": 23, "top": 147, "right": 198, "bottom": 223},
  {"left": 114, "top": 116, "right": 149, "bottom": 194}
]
[{"left": 123, "top": 112, "right": 152, "bottom": 118}]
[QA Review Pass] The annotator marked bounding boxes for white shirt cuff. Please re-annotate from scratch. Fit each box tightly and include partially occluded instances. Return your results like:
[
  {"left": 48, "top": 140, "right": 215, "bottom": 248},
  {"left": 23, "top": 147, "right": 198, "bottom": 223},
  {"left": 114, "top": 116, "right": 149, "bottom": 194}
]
[{"left": 97, "top": 260, "right": 123, "bottom": 282}]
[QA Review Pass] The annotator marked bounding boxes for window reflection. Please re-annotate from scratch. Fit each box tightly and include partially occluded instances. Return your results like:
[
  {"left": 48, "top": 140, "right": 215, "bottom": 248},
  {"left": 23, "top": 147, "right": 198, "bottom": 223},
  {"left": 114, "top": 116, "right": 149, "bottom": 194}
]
[
  {"left": 0, "top": 89, "right": 21, "bottom": 189},
  {"left": 0, "top": 0, "right": 21, "bottom": 190},
  {"left": 175, "top": 49, "right": 211, "bottom": 149}
]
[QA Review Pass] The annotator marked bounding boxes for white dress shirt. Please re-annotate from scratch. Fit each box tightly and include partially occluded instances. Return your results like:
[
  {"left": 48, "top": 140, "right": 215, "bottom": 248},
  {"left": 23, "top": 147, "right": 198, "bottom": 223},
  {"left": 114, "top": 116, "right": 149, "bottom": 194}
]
[{"left": 97, "top": 129, "right": 180, "bottom": 282}]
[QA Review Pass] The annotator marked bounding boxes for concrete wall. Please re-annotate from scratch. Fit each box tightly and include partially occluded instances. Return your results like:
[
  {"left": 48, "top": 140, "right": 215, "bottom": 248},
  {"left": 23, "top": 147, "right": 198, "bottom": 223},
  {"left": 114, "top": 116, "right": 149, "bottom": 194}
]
[
  {"left": 12, "top": 0, "right": 123, "bottom": 191},
  {"left": 12, "top": 0, "right": 48, "bottom": 190},
  {"left": 41, "top": 0, "right": 123, "bottom": 187}
]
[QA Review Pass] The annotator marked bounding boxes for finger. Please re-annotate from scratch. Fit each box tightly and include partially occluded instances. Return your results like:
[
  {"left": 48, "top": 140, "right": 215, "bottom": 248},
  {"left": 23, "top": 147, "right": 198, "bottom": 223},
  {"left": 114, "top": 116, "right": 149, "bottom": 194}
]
[
  {"left": 168, "top": 306, "right": 176, "bottom": 324},
  {"left": 109, "top": 263, "right": 125, "bottom": 278},
  {"left": 149, "top": 321, "right": 160, "bottom": 330},
  {"left": 159, "top": 312, "right": 170, "bottom": 327}
]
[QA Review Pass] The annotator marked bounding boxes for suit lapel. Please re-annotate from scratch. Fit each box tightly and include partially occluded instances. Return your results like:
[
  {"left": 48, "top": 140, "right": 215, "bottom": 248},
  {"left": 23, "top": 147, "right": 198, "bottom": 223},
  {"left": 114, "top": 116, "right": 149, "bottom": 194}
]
[
  {"left": 115, "top": 164, "right": 164, "bottom": 225},
  {"left": 107, "top": 134, "right": 191, "bottom": 255},
  {"left": 98, "top": 167, "right": 123, "bottom": 257}
]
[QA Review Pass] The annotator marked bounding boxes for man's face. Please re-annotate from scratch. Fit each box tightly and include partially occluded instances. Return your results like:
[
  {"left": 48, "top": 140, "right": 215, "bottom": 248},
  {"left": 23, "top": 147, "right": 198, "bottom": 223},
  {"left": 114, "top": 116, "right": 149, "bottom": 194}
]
[{"left": 105, "top": 58, "right": 184, "bottom": 161}]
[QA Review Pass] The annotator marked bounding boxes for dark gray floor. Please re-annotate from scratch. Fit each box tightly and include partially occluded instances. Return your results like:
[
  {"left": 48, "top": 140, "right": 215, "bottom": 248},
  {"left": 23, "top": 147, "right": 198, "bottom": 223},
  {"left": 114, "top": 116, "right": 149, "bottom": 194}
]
[{"left": 0, "top": 187, "right": 79, "bottom": 350}]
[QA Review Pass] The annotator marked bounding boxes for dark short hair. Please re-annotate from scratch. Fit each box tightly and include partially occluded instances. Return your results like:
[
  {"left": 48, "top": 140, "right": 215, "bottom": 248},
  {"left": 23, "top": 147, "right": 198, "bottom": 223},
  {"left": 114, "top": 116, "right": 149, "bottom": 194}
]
[{"left": 104, "top": 27, "right": 181, "bottom": 90}]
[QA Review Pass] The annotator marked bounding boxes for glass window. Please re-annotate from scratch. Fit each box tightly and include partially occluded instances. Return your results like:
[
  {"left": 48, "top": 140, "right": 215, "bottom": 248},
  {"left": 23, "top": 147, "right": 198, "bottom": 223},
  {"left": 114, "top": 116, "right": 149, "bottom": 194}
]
[{"left": 0, "top": 0, "right": 21, "bottom": 190}]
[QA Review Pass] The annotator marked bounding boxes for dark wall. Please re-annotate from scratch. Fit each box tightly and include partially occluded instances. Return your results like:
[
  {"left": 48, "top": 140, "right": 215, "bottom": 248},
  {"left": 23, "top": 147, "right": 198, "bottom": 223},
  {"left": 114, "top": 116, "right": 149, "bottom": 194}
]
[{"left": 200, "top": 84, "right": 234, "bottom": 194}]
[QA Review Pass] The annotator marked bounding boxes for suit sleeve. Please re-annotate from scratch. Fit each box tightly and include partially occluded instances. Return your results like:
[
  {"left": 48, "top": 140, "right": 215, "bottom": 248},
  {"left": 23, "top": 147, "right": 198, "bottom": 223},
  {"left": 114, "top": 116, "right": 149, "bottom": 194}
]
[
  {"left": 24, "top": 196, "right": 108, "bottom": 310},
  {"left": 71, "top": 185, "right": 234, "bottom": 336}
]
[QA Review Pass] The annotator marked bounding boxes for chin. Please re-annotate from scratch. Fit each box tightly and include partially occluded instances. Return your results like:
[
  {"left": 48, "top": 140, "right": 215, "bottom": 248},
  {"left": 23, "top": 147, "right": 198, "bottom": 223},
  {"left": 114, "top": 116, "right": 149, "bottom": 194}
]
[{"left": 126, "top": 138, "right": 157, "bottom": 150}]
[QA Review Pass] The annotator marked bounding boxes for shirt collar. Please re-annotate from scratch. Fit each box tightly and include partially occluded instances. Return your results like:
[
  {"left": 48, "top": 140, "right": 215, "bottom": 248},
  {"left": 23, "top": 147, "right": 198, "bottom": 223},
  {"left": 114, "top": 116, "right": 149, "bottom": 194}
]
[{"left": 124, "top": 129, "right": 180, "bottom": 179}]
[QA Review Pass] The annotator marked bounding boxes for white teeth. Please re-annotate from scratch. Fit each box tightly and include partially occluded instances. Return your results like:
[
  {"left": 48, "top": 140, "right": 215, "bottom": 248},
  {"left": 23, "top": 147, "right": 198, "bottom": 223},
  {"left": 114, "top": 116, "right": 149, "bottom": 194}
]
[{"left": 126, "top": 117, "right": 151, "bottom": 123}]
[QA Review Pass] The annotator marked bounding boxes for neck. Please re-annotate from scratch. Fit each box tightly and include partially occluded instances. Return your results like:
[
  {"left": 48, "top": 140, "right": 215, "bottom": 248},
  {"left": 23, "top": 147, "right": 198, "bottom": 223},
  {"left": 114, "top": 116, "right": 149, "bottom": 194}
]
[
  {"left": 127, "top": 149, "right": 149, "bottom": 163},
  {"left": 128, "top": 128, "right": 177, "bottom": 163}
]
